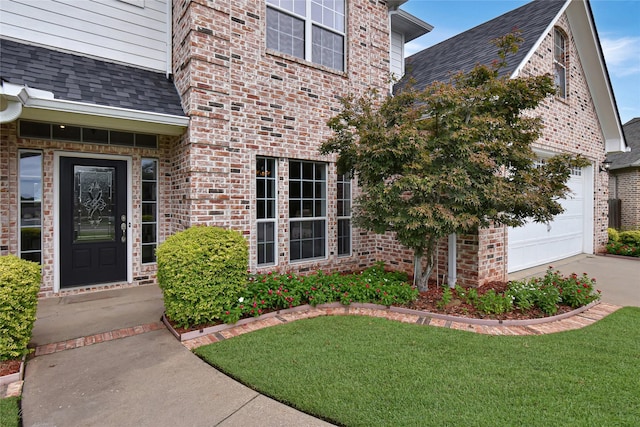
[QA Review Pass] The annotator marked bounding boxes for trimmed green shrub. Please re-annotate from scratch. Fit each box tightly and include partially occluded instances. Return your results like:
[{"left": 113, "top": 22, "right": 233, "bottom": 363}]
[
  {"left": 0, "top": 255, "right": 41, "bottom": 360},
  {"left": 607, "top": 227, "right": 619, "bottom": 243},
  {"left": 619, "top": 230, "right": 640, "bottom": 245},
  {"left": 157, "top": 226, "right": 248, "bottom": 328}
]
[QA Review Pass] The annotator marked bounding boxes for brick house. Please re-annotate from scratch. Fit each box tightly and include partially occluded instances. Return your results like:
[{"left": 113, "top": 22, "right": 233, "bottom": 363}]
[
  {"left": 0, "top": 0, "right": 626, "bottom": 297},
  {"left": 608, "top": 118, "right": 640, "bottom": 230},
  {"left": 393, "top": 0, "right": 626, "bottom": 286},
  {"left": 0, "top": 0, "right": 431, "bottom": 295}
]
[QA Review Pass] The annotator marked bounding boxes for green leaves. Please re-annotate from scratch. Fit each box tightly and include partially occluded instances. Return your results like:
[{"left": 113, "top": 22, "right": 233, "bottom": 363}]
[
  {"left": 323, "top": 31, "right": 588, "bottom": 289},
  {"left": 156, "top": 226, "right": 248, "bottom": 328},
  {"left": 0, "top": 255, "right": 41, "bottom": 360}
]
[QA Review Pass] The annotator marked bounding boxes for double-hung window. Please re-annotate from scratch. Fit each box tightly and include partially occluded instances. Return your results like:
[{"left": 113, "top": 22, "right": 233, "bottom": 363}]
[
  {"left": 553, "top": 28, "right": 567, "bottom": 98},
  {"left": 337, "top": 173, "right": 351, "bottom": 256},
  {"left": 257, "top": 157, "right": 277, "bottom": 266},
  {"left": 289, "top": 161, "right": 326, "bottom": 261},
  {"left": 266, "top": 0, "right": 345, "bottom": 71}
]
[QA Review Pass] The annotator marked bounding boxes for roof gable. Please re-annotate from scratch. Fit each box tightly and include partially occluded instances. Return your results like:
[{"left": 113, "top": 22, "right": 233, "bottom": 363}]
[
  {"left": 396, "top": 0, "right": 626, "bottom": 153},
  {"left": 608, "top": 118, "right": 640, "bottom": 169}
]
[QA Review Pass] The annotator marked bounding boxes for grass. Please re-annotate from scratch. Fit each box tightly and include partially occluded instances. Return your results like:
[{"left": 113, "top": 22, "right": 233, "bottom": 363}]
[
  {"left": 0, "top": 397, "right": 20, "bottom": 427},
  {"left": 195, "top": 307, "right": 640, "bottom": 426}
]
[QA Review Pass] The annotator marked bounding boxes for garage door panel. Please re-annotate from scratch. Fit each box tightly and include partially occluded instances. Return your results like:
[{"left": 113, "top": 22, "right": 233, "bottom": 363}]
[{"left": 508, "top": 169, "right": 586, "bottom": 272}]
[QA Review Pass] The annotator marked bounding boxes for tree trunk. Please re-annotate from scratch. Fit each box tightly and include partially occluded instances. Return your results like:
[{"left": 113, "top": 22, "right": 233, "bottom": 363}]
[{"left": 414, "top": 250, "right": 435, "bottom": 292}]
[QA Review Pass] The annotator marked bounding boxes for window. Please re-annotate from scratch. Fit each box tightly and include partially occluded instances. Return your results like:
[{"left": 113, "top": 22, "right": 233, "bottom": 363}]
[
  {"left": 337, "top": 173, "right": 351, "bottom": 256},
  {"left": 553, "top": 28, "right": 567, "bottom": 98},
  {"left": 289, "top": 161, "right": 326, "bottom": 261},
  {"left": 141, "top": 158, "right": 157, "bottom": 263},
  {"left": 19, "top": 151, "right": 43, "bottom": 263},
  {"left": 257, "top": 157, "right": 277, "bottom": 266},
  {"left": 19, "top": 121, "right": 157, "bottom": 148},
  {"left": 266, "top": 0, "right": 345, "bottom": 71}
]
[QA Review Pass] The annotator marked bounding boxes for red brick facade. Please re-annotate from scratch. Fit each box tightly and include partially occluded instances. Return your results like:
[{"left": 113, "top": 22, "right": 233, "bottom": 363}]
[
  {"left": 609, "top": 169, "right": 640, "bottom": 230},
  {"left": 0, "top": 2, "right": 612, "bottom": 295}
]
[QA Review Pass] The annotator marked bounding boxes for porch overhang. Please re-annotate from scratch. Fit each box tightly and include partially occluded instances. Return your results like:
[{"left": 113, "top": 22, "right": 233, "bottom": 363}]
[{"left": 1, "top": 81, "right": 189, "bottom": 136}]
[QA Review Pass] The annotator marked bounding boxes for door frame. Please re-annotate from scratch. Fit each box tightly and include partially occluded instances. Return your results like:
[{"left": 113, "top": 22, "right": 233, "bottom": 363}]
[{"left": 53, "top": 152, "right": 133, "bottom": 292}]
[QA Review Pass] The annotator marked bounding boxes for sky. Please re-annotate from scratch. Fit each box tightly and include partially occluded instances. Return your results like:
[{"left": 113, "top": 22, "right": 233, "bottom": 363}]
[{"left": 400, "top": 0, "right": 640, "bottom": 124}]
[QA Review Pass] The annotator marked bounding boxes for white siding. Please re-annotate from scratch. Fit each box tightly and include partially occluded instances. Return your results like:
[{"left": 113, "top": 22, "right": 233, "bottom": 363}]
[
  {"left": 0, "top": 0, "right": 168, "bottom": 72},
  {"left": 390, "top": 31, "right": 404, "bottom": 80}
]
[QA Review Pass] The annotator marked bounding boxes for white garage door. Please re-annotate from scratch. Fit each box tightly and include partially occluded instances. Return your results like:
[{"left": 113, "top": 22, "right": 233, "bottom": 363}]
[{"left": 508, "top": 167, "right": 586, "bottom": 273}]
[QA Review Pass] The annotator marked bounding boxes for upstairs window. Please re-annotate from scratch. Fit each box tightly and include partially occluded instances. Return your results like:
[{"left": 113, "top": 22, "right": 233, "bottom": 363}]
[
  {"left": 553, "top": 28, "right": 567, "bottom": 98},
  {"left": 266, "top": 0, "right": 345, "bottom": 71}
]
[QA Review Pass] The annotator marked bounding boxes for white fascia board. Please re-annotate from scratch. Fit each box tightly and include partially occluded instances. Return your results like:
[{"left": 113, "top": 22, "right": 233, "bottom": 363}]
[{"left": 22, "top": 97, "right": 188, "bottom": 131}]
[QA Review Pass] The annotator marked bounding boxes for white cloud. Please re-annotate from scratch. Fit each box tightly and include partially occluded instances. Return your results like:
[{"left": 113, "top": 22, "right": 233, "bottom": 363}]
[{"left": 600, "top": 36, "right": 640, "bottom": 77}]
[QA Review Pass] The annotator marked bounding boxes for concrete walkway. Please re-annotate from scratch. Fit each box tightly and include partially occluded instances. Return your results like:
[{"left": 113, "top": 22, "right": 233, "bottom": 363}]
[
  {"left": 19, "top": 253, "right": 637, "bottom": 426},
  {"left": 21, "top": 285, "right": 332, "bottom": 427}
]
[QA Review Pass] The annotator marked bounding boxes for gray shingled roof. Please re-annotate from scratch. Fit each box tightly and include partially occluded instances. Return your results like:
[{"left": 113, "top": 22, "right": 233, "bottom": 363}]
[
  {"left": 396, "top": 0, "right": 566, "bottom": 92},
  {"left": 607, "top": 118, "right": 640, "bottom": 169},
  {"left": 0, "top": 38, "right": 185, "bottom": 117}
]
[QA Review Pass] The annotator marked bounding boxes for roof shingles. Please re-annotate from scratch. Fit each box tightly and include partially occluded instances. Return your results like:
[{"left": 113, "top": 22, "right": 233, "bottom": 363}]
[
  {"left": 0, "top": 38, "right": 185, "bottom": 117},
  {"left": 396, "top": 0, "right": 566, "bottom": 92}
]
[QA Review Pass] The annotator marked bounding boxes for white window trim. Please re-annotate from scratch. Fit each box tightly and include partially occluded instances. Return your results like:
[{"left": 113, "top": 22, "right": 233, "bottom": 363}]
[
  {"left": 141, "top": 158, "right": 158, "bottom": 264},
  {"left": 256, "top": 157, "right": 279, "bottom": 268},
  {"left": 18, "top": 149, "right": 43, "bottom": 262},
  {"left": 553, "top": 28, "right": 567, "bottom": 99},
  {"left": 288, "top": 160, "right": 328, "bottom": 263},
  {"left": 337, "top": 173, "right": 352, "bottom": 257},
  {"left": 266, "top": 0, "right": 346, "bottom": 71}
]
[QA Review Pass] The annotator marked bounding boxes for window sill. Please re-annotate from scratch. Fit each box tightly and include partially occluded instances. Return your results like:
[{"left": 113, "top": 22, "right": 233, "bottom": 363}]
[{"left": 265, "top": 49, "right": 347, "bottom": 78}]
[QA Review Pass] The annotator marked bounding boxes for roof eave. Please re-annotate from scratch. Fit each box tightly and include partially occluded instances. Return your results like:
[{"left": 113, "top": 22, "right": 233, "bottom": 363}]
[
  {"left": 390, "top": 9, "right": 434, "bottom": 42},
  {"left": 3, "top": 82, "right": 188, "bottom": 136}
]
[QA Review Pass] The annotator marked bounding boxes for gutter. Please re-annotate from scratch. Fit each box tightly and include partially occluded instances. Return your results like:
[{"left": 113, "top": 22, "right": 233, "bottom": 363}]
[{"left": 1, "top": 81, "right": 188, "bottom": 135}]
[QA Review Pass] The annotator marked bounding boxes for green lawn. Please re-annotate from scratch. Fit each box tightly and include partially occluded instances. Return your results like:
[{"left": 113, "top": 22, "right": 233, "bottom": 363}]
[
  {"left": 195, "top": 307, "right": 640, "bottom": 426},
  {"left": 0, "top": 397, "right": 20, "bottom": 427}
]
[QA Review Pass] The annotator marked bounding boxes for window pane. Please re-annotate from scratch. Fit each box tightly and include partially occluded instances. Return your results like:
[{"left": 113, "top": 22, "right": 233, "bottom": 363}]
[
  {"left": 142, "top": 244, "right": 156, "bottom": 264},
  {"left": 111, "top": 131, "right": 135, "bottom": 146},
  {"left": 20, "top": 121, "right": 50, "bottom": 138},
  {"left": 21, "top": 252, "right": 41, "bottom": 264},
  {"left": 136, "top": 133, "right": 157, "bottom": 148},
  {"left": 266, "top": 8, "right": 304, "bottom": 59},
  {"left": 52, "top": 124, "right": 81, "bottom": 141},
  {"left": 142, "top": 202, "right": 157, "bottom": 222},
  {"left": 142, "top": 224, "right": 156, "bottom": 244},
  {"left": 83, "top": 128, "right": 109, "bottom": 144},
  {"left": 142, "top": 182, "right": 157, "bottom": 201},
  {"left": 73, "top": 166, "right": 116, "bottom": 242},
  {"left": 290, "top": 200, "right": 301, "bottom": 218},
  {"left": 312, "top": 26, "right": 344, "bottom": 70},
  {"left": 21, "top": 227, "right": 42, "bottom": 251}
]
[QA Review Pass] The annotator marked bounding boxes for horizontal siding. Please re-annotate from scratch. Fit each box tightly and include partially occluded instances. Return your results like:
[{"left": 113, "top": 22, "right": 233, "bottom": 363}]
[
  {"left": 390, "top": 31, "right": 404, "bottom": 79},
  {"left": 0, "top": 0, "right": 168, "bottom": 71}
]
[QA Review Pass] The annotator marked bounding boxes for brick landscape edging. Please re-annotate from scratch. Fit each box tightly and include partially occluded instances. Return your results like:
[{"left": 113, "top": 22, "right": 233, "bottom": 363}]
[{"left": 165, "top": 301, "right": 603, "bottom": 342}]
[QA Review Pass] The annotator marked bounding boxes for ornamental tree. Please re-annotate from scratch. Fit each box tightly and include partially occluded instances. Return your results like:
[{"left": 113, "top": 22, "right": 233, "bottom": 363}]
[{"left": 321, "top": 33, "right": 589, "bottom": 292}]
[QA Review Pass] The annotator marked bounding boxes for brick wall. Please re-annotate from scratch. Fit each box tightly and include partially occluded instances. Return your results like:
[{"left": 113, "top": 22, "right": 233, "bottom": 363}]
[
  {"left": 0, "top": 121, "right": 179, "bottom": 295},
  {"left": 610, "top": 169, "right": 640, "bottom": 230},
  {"left": 171, "top": 0, "right": 389, "bottom": 274}
]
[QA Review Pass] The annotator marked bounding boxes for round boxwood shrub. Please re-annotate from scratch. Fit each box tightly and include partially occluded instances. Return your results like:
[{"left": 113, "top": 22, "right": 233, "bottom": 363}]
[
  {"left": 156, "top": 226, "right": 248, "bottom": 328},
  {"left": 0, "top": 255, "right": 41, "bottom": 360}
]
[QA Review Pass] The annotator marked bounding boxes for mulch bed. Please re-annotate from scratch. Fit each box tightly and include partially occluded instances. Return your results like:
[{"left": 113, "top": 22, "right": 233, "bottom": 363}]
[
  {"left": 0, "top": 359, "right": 21, "bottom": 377},
  {"left": 404, "top": 281, "right": 574, "bottom": 321},
  {"left": 167, "top": 280, "right": 577, "bottom": 334}
]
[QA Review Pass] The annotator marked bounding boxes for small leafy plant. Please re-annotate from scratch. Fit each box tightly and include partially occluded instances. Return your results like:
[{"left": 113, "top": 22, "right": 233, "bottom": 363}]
[
  {"left": 221, "top": 263, "right": 418, "bottom": 324},
  {"left": 476, "top": 289, "right": 513, "bottom": 315},
  {"left": 606, "top": 228, "right": 640, "bottom": 257}
]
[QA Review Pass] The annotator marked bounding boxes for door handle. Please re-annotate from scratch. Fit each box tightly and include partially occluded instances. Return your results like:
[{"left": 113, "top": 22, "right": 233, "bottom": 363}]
[{"left": 121, "top": 215, "right": 127, "bottom": 243}]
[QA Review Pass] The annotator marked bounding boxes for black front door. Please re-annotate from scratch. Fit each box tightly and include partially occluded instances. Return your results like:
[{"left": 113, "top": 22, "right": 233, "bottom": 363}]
[{"left": 60, "top": 157, "right": 127, "bottom": 287}]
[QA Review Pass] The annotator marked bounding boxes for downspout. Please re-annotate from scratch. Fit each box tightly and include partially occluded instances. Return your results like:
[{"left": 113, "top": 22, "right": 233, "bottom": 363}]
[
  {"left": 447, "top": 233, "right": 457, "bottom": 288},
  {"left": 166, "top": 0, "right": 172, "bottom": 79},
  {"left": 0, "top": 97, "right": 23, "bottom": 123}
]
